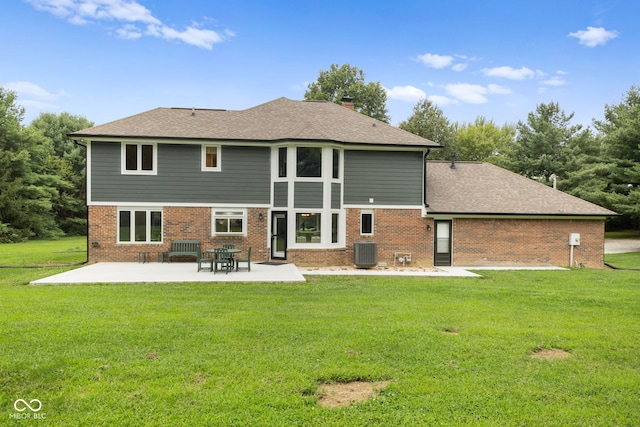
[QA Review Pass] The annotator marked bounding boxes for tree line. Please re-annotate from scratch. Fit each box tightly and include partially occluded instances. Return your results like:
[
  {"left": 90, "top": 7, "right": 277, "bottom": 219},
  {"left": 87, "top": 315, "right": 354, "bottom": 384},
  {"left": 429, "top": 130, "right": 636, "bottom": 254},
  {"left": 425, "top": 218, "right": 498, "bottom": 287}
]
[{"left": 1, "top": 63, "right": 638, "bottom": 241}]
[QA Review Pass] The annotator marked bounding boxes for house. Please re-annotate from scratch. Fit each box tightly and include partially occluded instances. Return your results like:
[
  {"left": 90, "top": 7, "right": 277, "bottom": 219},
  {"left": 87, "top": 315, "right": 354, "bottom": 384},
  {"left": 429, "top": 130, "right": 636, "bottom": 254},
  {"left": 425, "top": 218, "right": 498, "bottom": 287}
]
[{"left": 71, "top": 97, "right": 615, "bottom": 268}]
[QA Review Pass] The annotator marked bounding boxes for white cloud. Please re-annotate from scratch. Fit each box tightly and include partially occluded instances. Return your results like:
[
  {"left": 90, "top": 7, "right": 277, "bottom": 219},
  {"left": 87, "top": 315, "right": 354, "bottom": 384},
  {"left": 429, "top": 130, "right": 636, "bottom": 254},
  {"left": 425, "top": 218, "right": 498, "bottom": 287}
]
[
  {"left": 487, "top": 84, "right": 511, "bottom": 95},
  {"left": 385, "top": 85, "right": 427, "bottom": 102},
  {"left": 569, "top": 26, "right": 619, "bottom": 47},
  {"left": 482, "top": 66, "right": 536, "bottom": 80},
  {"left": 26, "top": 0, "right": 229, "bottom": 49},
  {"left": 445, "top": 83, "right": 511, "bottom": 104},
  {"left": 116, "top": 24, "right": 142, "bottom": 39},
  {"left": 451, "top": 63, "right": 468, "bottom": 72},
  {"left": 415, "top": 53, "right": 454, "bottom": 69},
  {"left": 4, "top": 81, "right": 67, "bottom": 101},
  {"left": 542, "top": 76, "right": 566, "bottom": 86},
  {"left": 428, "top": 95, "right": 459, "bottom": 106}
]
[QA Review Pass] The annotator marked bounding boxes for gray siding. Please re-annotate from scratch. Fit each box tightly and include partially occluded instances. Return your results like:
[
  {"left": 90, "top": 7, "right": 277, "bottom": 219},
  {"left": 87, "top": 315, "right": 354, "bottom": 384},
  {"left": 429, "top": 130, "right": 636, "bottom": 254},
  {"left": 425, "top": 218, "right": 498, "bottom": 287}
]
[
  {"left": 343, "top": 150, "right": 423, "bottom": 205},
  {"left": 273, "top": 182, "right": 288, "bottom": 207},
  {"left": 294, "top": 182, "right": 323, "bottom": 209},
  {"left": 331, "top": 183, "right": 341, "bottom": 209},
  {"left": 91, "top": 142, "right": 271, "bottom": 204}
]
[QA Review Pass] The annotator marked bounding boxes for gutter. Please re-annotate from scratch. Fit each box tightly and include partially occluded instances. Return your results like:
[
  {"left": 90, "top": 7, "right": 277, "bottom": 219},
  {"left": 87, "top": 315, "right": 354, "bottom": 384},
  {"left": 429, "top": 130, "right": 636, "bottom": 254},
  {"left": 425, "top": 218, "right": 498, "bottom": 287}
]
[{"left": 71, "top": 137, "right": 89, "bottom": 264}]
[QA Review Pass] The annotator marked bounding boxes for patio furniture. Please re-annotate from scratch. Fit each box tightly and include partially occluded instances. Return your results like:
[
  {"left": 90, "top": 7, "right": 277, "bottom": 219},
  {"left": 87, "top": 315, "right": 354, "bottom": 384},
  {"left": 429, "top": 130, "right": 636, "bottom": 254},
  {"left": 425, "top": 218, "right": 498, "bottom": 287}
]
[
  {"left": 235, "top": 247, "right": 252, "bottom": 272},
  {"left": 168, "top": 240, "right": 201, "bottom": 262},
  {"left": 213, "top": 248, "right": 233, "bottom": 274},
  {"left": 222, "top": 244, "right": 235, "bottom": 249},
  {"left": 157, "top": 251, "right": 169, "bottom": 263},
  {"left": 197, "top": 254, "right": 213, "bottom": 272},
  {"left": 138, "top": 252, "right": 150, "bottom": 263}
]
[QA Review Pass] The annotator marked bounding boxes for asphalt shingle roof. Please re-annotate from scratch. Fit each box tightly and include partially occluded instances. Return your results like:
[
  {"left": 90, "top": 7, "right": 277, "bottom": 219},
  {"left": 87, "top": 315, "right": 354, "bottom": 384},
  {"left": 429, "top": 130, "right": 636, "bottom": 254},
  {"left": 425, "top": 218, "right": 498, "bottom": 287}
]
[
  {"left": 426, "top": 161, "right": 616, "bottom": 216},
  {"left": 71, "top": 97, "right": 440, "bottom": 147}
]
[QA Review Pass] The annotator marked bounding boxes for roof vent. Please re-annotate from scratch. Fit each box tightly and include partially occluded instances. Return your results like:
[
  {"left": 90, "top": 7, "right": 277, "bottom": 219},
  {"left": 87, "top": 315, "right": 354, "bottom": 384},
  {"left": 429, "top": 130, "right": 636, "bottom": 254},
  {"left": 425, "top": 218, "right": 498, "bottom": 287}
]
[
  {"left": 191, "top": 107, "right": 195, "bottom": 117},
  {"left": 450, "top": 152, "right": 456, "bottom": 169}
]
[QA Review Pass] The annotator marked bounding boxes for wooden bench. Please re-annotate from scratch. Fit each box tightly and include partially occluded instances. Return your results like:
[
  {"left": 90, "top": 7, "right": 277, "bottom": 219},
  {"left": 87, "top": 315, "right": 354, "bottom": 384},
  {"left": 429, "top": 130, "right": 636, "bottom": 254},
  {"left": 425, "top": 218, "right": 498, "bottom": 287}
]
[{"left": 168, "top": 240, "right": 201, "bottom": 263}]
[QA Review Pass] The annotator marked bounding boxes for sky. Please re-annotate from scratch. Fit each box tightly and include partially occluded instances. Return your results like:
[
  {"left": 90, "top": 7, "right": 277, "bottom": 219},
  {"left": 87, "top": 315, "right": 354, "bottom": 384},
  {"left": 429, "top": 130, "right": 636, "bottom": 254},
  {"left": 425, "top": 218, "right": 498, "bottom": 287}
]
[{"left": 1, "top": 0, "right": 638, "bottom": 130}]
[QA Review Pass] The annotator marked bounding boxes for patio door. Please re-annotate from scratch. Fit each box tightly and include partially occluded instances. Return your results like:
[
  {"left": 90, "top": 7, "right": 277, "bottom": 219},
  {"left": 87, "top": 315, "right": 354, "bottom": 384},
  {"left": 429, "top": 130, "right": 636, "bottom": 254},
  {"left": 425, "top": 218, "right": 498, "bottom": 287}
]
[
  {"left": 434, "top": 220, "right": 452, "bottom": 266},
  {"left": 271, "top": 212, "right": 287, "bottom": 259}
]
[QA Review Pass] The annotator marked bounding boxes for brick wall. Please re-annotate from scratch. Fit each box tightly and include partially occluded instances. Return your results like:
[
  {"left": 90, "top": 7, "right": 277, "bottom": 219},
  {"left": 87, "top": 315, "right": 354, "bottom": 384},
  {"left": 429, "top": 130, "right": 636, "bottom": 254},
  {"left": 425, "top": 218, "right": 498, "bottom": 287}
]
[
  {"left": 88, "top": 206, "right": 270, "bottom": 263},
  {"left": 452, "top": 218, "right": 605, "bottom": 268}
]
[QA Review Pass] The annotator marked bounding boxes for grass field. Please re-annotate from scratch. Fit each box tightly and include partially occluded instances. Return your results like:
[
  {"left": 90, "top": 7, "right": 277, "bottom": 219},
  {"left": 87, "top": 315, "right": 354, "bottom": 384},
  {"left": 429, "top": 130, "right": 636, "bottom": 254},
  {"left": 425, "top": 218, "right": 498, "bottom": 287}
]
[{"left": 1, "top": 238, "right": 639, "bottom": 426}]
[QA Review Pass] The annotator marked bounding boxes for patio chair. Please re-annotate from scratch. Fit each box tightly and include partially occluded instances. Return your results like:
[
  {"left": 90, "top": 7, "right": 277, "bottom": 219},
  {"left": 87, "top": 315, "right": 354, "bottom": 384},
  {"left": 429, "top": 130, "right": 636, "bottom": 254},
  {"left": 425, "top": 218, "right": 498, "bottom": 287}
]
[
  {"left": 213, "top": 248, "right": 232, "bottom": 274},
  {"left": 222, "top": 244, "right": 235, "bottom": 249},
  {"left": 236, "top": 247, "right": 252, "bottom": 272},
  {"left": 197, "top": 251, "right": 213, "bottom": 272}
]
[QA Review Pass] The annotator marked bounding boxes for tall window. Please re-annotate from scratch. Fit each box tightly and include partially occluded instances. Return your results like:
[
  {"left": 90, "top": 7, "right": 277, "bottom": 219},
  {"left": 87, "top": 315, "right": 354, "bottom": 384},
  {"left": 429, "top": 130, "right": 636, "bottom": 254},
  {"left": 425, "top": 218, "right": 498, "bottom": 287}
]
[
  {"left": 278, "top": 147, "right": 287, "bottom": 177},
  {"left": 361, "top": 210, "right": 373, "bottom": 235},
  {"left": 118, "top": 208, "right": 162, "bottom": 243},
  {"left": 202, "top": 145, "right": 221, "bottom": 171},
  {"left": 123, "top": 143, "right": 156, "bottom": 174},
  {"left": 332, "top": 148, "right": 340, "bottom": 179},
  {"left": 213, "top": 209, "right": 246, "bottom": 235},
  {"left": 296, "top": 212, "right": 321, "bottom": 243},
  {"left": 296, "top": 147, "right": 322, "bottom": 177},
  {"left": 332, "top": 213, "right": 339, "bottom": 243}
]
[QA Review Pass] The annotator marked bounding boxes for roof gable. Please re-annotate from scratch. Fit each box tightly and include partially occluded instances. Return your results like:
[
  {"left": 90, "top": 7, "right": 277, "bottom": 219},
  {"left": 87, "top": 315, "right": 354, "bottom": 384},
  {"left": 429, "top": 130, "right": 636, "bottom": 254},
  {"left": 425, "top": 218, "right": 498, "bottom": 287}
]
[
  {"left": 426, "top": 161, "right": 616, "bottom": 216},
  {"left": 71, "top": 97, "right": 439, "bottom": 147}
]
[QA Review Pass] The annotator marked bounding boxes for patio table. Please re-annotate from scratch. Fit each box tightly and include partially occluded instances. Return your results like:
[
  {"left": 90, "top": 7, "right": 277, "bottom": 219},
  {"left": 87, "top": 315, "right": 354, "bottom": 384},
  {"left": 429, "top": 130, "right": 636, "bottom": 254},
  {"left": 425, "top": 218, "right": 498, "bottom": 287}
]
[{"left": 205, "top": 248, "right": 241, "bottom": 271}]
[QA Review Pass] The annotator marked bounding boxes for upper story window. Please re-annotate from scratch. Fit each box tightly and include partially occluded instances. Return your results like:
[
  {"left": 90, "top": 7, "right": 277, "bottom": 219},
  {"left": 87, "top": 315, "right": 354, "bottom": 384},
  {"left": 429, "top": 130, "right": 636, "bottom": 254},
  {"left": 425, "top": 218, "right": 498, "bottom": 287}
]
[
  {"left": 278, "top": 147, "right": 287, "bottom": 177},
  {"left": 122, "top": 143, "right": 156, "bottom": 174},
  {"left": 296, "top": 147, "right": 322, "bottom": 177},
  {"left": 202, "top": 145, "right": 221, "bottom": 171},
  {"left": 332, "top": 148, "right": 340, "bottom": 179}
]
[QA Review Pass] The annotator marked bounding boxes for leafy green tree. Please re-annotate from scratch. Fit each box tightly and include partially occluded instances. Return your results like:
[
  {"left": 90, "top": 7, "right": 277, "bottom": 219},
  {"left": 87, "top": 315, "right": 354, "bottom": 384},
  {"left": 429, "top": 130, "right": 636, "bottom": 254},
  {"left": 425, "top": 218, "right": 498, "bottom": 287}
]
[
  {"left": 398, "top": 99, "right": 455, "bottom": 160},
  {"left": 305, "top": 64, "right": 390, "bottom": 123},
  {"left": 29, "top": 112, "right": 93, "bottom": 235},
  {"left": 593, "top": 85, "right": 640, "bottom": 225},
  {"left": 453, "top": 117, "right": 515, "bottom": 164},
  {"left": 505, "top": 102, "right": 588, "bottom": 186},
  {"left": 0, "top": 88, "right": 61, "bottom": 241}
]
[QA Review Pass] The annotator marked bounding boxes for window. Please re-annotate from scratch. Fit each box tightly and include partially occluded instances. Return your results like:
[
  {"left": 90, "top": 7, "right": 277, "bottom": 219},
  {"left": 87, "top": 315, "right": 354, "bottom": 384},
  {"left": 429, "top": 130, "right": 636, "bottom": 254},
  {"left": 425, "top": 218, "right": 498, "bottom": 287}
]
[
  {"left": 278, "top": 147, "right": 287, "bottom": 177},
  {"left": 118, "top": 208, "right": 162, "bottom": 243},
  {"left": 213, "top": 210, "right": 246, "bottom": 235},
  {"left": 296, "top": 147, "right": 322, "bottom": 177},
  {"left": 202, "top": 145, "right": 221, "bottom": 171},
  {"left": 122, "top": 143, "right": 156, "bottom": 174},
  {"left": 361, "top": 210, "right": 373, "bottom": 235},
  {"left": 332, "top": 213, "right": 339, "bottom": 244},
  {"left": 296, "top": 212, "right": 321, "bottom": 243},
  {"left": 332, "top": 148, "right": 340, "bottom": 179}
]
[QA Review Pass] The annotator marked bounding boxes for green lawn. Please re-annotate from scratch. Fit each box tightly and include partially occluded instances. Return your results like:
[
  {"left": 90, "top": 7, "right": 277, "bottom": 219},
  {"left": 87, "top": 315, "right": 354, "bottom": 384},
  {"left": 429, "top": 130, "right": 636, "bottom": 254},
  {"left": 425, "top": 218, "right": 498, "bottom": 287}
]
[{"left": 1, "top": 239, "right": 639, "bottom": 426}]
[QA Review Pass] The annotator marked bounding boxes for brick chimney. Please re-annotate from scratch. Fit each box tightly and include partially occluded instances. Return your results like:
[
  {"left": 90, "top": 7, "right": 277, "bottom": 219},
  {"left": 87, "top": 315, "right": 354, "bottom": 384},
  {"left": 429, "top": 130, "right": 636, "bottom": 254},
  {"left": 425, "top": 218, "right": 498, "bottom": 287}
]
[{"left": 341, "top": 95, "right": 355, "bottom": 110}]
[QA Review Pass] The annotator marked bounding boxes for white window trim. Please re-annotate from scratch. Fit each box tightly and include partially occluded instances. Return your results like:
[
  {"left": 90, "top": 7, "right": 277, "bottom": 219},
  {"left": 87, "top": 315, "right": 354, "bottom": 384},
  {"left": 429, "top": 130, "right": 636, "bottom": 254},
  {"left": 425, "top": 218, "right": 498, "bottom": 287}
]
[
  {"left": 212, "top": 208, "right": 247, "bottom": 236},
  {"left": 360, "top": 209, "right": 374, "bottom": 236},
  {"left": 117, "top": 207, "right": 163, "bottom": 244},
  {"left": 121, "top": 142, "right": 158, "bottom": 175},
  {"left": 201, "top": 144, "right": 221, "bottom": 172}
]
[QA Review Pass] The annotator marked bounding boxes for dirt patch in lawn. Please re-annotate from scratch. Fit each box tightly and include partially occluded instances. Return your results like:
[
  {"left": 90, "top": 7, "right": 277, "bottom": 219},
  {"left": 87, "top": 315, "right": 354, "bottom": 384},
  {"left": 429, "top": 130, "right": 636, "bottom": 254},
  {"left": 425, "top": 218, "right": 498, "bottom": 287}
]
[
  {"left": 530, "top": 346, "right": 572, "bottom": 360},
  {"left": 317, "top": 380, "right": 390, "bottom": 408}
]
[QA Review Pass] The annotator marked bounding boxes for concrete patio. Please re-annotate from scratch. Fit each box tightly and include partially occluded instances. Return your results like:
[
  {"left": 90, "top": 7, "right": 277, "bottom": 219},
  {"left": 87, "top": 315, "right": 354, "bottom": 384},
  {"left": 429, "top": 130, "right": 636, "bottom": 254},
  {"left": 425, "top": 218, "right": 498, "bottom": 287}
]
[{"left": 30, "top": 262, "right": 487, "bottom": 285}]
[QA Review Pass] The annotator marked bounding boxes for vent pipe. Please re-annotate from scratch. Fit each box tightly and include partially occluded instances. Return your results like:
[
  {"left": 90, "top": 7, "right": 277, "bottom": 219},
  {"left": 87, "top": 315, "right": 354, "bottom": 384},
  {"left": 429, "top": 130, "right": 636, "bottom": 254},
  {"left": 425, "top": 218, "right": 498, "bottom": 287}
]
[{"left": 450, "top": 152, "right": 456, "bottom": 169}]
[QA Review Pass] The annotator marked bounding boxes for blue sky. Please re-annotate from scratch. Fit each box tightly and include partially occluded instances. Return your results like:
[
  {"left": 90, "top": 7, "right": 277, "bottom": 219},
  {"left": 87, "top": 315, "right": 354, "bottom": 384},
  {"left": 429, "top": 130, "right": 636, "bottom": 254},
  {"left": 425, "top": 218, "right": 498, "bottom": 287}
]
[{"left": 1, "top": 1, "right": 637, "bottom": 129}]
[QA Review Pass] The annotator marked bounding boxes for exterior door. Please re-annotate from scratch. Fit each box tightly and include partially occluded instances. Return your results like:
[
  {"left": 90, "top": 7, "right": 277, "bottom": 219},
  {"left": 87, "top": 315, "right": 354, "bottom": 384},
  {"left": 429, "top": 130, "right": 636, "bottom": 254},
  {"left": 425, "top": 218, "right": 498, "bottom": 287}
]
[
  {"left": 271, "top": 212, "right": 287, "bottom": 259},
  {"left": 434, "top": 220, "right": 452, "bottom": 266}
]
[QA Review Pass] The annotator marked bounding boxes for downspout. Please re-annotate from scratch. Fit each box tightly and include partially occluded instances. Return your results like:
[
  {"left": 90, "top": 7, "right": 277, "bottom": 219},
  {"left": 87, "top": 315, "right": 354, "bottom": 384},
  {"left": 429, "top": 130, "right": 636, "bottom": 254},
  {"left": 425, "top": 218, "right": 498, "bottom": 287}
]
[
  {"left": 423, "top": 149, "right": 430, "bottom": 215},
  {"left": 72, "top": 138, "right": 89, "bottom": 264}
]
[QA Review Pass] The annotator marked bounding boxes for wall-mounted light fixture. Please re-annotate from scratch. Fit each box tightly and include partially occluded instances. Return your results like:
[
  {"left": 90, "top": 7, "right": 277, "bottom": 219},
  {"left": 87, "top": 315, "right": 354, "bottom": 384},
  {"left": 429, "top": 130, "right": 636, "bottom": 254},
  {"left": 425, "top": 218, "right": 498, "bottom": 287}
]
[
  {"left": 258, "top": 213, "right": 264, "bottom": 221},
  {"left": 426, "top": 224, "right": 432, "bottom": 231},
  {"left": 91, "top": 241, "right": 100, "bottom": 248}
]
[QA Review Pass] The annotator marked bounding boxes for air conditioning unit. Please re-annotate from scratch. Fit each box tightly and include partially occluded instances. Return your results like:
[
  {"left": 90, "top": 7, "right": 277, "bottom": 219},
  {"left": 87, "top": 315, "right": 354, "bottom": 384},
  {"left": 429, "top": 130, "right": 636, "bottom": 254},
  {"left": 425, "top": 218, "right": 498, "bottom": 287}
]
[{"left": 354, "top": 242, "right": 377, "bottom": 267}]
